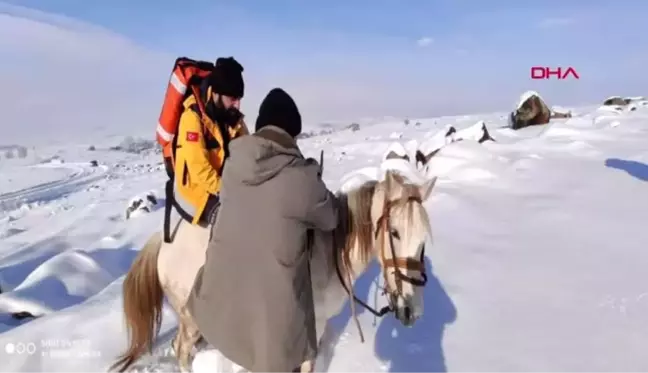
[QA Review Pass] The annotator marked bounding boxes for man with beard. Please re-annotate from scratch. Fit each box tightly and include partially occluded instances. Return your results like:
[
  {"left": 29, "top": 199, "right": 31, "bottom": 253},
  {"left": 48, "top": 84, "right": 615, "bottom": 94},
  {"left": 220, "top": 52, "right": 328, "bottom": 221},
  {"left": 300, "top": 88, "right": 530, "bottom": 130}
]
[{"left": 171, "top": 56, "right": 250, "bottom": 227}]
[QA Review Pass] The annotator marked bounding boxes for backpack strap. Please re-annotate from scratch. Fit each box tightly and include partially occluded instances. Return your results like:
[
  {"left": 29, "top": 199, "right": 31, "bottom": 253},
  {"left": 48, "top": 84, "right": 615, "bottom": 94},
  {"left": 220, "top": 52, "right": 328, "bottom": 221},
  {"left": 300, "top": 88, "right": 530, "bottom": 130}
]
[{"left": 163, "top": 177, "right": 174, "bottom": 243}]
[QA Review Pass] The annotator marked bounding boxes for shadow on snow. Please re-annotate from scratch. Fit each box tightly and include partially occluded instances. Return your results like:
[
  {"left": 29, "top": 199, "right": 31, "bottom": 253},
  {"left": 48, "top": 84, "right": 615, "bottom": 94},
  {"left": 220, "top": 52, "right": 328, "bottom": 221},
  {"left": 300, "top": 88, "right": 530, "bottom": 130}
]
[
  {"left": 320, "top": 255, "right": 457, "bottom": 372},
  {"left": 605, "top": 158, "right": 648, "bottom": 182}
]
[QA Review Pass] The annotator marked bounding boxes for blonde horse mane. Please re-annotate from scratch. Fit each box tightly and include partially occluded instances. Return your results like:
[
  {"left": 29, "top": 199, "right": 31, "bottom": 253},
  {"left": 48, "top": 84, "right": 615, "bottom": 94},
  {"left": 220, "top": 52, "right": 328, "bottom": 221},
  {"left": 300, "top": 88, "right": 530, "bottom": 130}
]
[{"left": 341, "top": 179, "right": 378, "bottom": 271}]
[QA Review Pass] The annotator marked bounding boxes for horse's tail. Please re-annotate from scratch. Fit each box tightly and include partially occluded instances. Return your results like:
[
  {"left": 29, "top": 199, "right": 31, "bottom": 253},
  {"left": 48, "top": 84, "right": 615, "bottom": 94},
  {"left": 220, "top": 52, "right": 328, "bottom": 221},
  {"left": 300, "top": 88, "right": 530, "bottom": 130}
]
[{"left": 110, "top": 232, "right": 164, "bottom": 372}]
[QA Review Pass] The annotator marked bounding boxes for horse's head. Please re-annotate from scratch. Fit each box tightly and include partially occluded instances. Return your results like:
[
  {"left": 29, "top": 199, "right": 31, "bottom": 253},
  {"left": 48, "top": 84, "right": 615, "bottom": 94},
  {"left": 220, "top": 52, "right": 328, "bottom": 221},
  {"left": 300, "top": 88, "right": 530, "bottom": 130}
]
[{"left": 372, "top": 171, "right": 436, "bottom": 326}]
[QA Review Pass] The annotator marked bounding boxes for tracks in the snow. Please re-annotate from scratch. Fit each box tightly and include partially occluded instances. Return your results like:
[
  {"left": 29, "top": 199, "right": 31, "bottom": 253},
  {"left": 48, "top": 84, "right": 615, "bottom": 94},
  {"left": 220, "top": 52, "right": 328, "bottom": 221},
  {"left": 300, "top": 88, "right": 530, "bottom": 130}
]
[{"left": 0, "top": 162, "right": 109, "bottom": 212}]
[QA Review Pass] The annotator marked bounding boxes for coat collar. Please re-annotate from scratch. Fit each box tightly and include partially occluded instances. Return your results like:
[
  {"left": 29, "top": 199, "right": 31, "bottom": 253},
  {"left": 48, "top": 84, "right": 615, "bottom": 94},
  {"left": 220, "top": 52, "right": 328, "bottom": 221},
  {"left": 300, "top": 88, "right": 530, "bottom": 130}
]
[{"left": 253, "top": 126, "right": 299, "bottom": 151}]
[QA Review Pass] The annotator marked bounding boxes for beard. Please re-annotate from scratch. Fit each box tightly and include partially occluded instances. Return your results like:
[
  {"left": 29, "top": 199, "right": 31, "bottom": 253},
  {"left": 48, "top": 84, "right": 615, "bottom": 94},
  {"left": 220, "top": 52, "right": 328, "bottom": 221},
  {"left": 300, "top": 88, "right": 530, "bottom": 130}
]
[{"left": 210, "top": 97, "right": 243, "bottom": 128}]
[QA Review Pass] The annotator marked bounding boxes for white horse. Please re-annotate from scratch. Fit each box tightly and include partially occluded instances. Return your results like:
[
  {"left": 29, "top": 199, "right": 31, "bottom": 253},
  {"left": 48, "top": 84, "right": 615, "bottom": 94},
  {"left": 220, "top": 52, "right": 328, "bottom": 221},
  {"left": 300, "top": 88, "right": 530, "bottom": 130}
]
[{"left": 110, "top": 170, "right": 437, "bottom": 372}]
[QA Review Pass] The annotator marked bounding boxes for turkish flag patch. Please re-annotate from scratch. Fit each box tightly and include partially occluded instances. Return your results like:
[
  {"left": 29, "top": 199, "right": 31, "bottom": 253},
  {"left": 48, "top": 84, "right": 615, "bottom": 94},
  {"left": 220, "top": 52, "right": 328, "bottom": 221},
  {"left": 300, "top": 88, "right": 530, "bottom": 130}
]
[{"left": 186, "top": 132, "right": 199, "bottom": 142}]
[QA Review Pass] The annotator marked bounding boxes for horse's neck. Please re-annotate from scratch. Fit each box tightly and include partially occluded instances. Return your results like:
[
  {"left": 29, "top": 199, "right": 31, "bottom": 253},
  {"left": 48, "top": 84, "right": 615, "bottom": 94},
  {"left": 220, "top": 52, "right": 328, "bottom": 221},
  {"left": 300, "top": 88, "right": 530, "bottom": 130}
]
[
  {"left": 314, "top": 233, "right": 375, "bottom": 324},
  {"left": 312, "top": 189, "right": 377, "bottom": 342}
]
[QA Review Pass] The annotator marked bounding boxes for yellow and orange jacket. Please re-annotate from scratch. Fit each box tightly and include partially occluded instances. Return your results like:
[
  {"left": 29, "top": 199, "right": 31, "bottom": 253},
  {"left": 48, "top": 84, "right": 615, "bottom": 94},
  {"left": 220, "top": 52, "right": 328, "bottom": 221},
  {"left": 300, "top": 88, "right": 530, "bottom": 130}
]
[{"left": 172, "top": 92, "right": 249, "bottom": 224}]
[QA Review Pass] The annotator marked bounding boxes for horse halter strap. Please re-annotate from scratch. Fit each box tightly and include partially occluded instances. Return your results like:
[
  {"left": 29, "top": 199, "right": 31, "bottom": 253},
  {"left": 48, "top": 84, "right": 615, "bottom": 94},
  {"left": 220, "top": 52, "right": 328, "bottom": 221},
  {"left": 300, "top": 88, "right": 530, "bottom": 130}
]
[{"left": 375, "top": 194, "right": 428, "bottom": 294}]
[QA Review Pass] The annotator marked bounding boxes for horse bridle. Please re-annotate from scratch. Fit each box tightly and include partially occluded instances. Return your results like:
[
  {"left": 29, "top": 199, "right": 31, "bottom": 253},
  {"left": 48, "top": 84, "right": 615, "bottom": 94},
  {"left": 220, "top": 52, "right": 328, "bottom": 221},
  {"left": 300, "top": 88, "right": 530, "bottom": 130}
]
[
  {"left": 334, "top": 193, "right": 428, "bottom": 318},
  {"left": 377, "top": 194, "right": 428, "bottom": 294}
]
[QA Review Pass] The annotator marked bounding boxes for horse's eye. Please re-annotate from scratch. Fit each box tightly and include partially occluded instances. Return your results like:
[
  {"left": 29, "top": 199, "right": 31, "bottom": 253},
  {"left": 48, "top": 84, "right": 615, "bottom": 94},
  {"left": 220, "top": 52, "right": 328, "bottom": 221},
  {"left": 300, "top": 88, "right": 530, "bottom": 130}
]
[{"left": 390, "top": 228, "right": 400, "bottom": 240}]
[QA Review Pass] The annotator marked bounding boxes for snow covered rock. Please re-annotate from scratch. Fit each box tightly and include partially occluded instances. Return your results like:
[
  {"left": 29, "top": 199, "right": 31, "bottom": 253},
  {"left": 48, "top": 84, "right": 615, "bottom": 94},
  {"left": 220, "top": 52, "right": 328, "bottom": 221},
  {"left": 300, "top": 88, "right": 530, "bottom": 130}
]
[
  {"left": 600, "top": 96, "right": 646, "bottom": 112},
  {"left": 603, "top": 96, "right": 633, "bottom": 106},
  {"left": 339, "top": 141, "right": 429, "bottom": 193},
  {"left": 0, "top": 145, "right": 28, "bottom": 160},
  {"left": 125, "top": 191, "right": 159, "bottom": 220},
  {"left": 414, "top": 125, "right": 459, "bottom": 172},
  {"left": 409, "top": 121, "right": 496, "bottom": 179},
  {"left": 347, "top": 122, "right": 361, "bottom": 132},
  {"left": 454, "top": 120, "right": 495, "bottom": 144},
  {"left": 382, "top": 142, "right": 411, "bottom": 162},
  {"left": 603, "top": 96, "right": 625, "bottom": 106},
  {"left": 110, "top": 136, "right": 157, "bottom": 154}
]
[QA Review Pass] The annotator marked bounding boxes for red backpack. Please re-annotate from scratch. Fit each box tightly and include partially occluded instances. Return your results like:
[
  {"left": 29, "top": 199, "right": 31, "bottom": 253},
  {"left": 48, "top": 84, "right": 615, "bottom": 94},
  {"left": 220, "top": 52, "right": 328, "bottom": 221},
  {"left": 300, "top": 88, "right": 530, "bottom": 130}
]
[
  {"left": 156, "top": 57, "right": 214, "bottom": 178},
  {"left": 156, "top": 57, "right": 213, "bottom": 242}
]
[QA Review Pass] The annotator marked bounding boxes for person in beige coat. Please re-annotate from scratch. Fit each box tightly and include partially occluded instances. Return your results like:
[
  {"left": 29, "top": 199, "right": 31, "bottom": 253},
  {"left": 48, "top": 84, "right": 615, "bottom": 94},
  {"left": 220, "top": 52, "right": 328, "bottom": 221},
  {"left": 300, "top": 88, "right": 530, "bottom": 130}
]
[{"left": 187, "top": 87, "right": 339, "bottom": 372}]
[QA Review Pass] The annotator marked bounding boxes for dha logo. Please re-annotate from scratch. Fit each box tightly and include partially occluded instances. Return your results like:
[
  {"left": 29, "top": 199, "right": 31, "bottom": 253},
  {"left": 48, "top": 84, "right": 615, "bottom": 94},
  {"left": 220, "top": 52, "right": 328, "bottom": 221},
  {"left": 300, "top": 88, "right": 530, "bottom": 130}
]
[{"left": 531, "top": 66, "right": 580, "bottom": 80}]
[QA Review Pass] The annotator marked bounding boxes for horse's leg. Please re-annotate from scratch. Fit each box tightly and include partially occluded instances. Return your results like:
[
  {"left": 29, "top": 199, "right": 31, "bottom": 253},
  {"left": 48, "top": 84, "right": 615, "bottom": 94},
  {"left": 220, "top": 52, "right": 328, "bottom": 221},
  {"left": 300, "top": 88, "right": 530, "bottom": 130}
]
[
  {"left": 162, "top": 285, "right": 199, "bottom": 372},
  {"left": 302, "top": 323, "right": 333, "bottom": 373},
  {"left": 310, "top": 323, "right": 340, "bottom": 373},
  {"left": 300, "top": 360, "right": 314, "bottom": 373},
  {"left": 162, "top": 283, "right": 188, "bottom": 367},
  {"left": 162, "top": 290, "right": 180, "bottom": 355},
  {"left": 175, "top": 305, "right": 202, "bottom": 372},
  {"left": 170, "top": 316, "right": 184, "bottom": 358},
  {"left": 158, "top": 220, "right": 211, "bottom": 370}
]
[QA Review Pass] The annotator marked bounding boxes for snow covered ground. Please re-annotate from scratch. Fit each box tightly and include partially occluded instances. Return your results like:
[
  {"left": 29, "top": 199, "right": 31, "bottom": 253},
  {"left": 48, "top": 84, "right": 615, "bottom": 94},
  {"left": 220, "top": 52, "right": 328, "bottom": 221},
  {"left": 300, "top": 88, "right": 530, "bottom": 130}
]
[{"left": 1, "top": 102, "right": 648, "bottom": 372}]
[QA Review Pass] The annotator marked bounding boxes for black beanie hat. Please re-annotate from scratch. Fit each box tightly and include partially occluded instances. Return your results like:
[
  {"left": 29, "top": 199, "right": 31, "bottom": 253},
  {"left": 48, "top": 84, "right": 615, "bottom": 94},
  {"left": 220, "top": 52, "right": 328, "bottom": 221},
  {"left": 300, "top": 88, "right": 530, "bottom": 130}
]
[
  {"left": 255, "top": 88, "right": 302, "bottom": 138},
  {"left": 209, "top": 57, "right": 244, "bottom": 98}
]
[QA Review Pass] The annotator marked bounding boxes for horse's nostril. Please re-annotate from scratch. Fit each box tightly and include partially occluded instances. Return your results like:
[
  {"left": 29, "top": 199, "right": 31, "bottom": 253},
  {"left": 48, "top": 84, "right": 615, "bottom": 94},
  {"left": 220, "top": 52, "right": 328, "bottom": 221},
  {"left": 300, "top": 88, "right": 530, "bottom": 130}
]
[{"left": 403, "top": 306, "right": 411, "bottom": 321}]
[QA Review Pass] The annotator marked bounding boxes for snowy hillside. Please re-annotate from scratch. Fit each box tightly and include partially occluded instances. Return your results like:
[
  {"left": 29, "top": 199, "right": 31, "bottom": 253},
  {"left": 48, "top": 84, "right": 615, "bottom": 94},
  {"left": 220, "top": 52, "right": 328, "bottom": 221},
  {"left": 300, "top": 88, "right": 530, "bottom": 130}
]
[
  {"left": 1, "top": 102, "right": 648, "bottom": 372},
  {"left": 0, "top": 2, "right": 169, "bottom": 147}
]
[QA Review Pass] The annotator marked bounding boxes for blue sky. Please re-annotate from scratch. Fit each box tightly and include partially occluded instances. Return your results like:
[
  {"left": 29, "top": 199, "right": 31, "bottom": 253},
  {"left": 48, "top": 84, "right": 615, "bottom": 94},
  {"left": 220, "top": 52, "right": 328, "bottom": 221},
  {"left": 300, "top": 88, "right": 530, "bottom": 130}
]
[{"left": 1, "top": 0, "right": 647, "bottom": 144}]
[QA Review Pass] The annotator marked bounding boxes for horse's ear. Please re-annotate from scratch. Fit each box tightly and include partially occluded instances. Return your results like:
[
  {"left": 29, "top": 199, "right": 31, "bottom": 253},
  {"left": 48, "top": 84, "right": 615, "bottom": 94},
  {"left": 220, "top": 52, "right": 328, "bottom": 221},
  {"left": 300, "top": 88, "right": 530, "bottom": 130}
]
[{"left": 419, "top": 176, "right": 437, "bottom": 201}]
